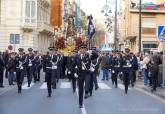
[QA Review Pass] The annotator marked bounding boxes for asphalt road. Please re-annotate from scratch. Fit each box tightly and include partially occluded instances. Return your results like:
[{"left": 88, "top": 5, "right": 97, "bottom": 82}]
[{"left": 0, "top": 74, "right": 165, "bottom": 114}]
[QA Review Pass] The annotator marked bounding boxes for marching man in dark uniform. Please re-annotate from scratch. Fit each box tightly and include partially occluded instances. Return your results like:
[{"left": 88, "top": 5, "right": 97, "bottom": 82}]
[
  {"left": 35, "top": 52, "right": 42, "bottom": 82},
  {"left": 122, "top": 48, "right": 132, "bottom": 94},
  {"left": 76, "top": 44, "right": 91, "bottom": 108},
  {"left": 15, "top": 48, "right": 27, "bottom": 93},
  {"left": 26, "top": 48, "right": 35, "bottom": 87},
  {"left": 68, "top": 49, "right": 78, "bottom": 93},
  {"left": 51, "top": 48, "right": 59, "bottom": 89},
  {"left": 45, "top": 47, "right": 55, "bottom": 97},
  {"left": 89, "top": 47, "right": 100, "bottom": 96},
  {"left": 0, "top": 51, "right": 5, "bottom": 88},
  {"left": 111, "top": 52, "right": 123, "bottom": 88}
]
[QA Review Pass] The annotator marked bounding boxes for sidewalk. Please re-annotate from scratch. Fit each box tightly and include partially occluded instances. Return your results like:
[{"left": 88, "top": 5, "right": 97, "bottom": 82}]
[{"left": 136, "top": 79, "right": 165, "bottom": 99}]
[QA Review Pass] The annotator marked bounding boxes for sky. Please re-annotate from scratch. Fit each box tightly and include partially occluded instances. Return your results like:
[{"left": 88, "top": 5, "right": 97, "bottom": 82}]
[{"left": 80, "top": 0, "right": 116, "bottom": 19}]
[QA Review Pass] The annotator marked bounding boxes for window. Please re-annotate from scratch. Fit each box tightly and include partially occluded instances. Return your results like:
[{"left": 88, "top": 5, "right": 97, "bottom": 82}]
[
  {"left": 31, "top": 1, "right": 35, "bottom": 17},
  {"left": 142, "top": 41, "right": 158, "bottom": 52},
  {"left": 10, "top": 34, "right": 20, "bottom": 44},
  {"left": 142, "top": 18, "right": 156, "bottom": 35},
  {"left": 25, "top": 0, "right": 36, "bottom": 23}
]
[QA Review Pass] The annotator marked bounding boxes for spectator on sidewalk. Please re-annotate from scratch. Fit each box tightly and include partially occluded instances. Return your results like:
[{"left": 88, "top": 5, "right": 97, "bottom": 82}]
[
  {"left": 100, "top": 53, "right": 110, "bottom": 80},
  {"left": 148, "top": 52, "right": 161, "bottom": 92},
  {"left": 140, "top": 52, "right": 150, "bottom": 86},
  {"left": 7, "top": 53, "right": 16, "bottom": 85}
]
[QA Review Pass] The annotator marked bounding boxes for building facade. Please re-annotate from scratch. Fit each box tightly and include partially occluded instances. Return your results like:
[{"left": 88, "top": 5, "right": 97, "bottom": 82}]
[
  {"left": 119, "top": 0, "right": 165, "bottom": 53},
  {"left": 0, "top": 0, "right": 54, "bottom": 52}
]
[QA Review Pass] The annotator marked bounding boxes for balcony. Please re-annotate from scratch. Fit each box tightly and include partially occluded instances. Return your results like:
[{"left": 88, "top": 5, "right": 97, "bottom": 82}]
[
  {"left": 37, "top": 22, "right": 54, "bottom": 35},
  {"left": 130, "top": 2, "right": 165, "bottom": 14}
]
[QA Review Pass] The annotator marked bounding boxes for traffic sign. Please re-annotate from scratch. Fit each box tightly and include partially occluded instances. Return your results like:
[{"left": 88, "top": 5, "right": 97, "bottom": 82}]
[{"left": 157, "top": 26, "right": 165, "bottom": 40}]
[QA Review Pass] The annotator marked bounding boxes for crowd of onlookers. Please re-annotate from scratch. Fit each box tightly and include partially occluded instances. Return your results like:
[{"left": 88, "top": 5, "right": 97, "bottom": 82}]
[{"left": 99, "top": 50, "right": 163, "bottom": 92}]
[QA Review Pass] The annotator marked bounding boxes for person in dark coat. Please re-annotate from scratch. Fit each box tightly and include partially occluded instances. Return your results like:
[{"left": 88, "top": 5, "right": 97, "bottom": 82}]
[
  {"left": 7, "top": 52, "right": 16, "bottom": 85},
  {"left": 3, "top": 50, "right": 9, "bottom": 79},
  {"left": 148, "top": 52, "right": 161, "bottom": 92},
  {"left": 0, "top": 51, "right": 5, "bottom": 88}
]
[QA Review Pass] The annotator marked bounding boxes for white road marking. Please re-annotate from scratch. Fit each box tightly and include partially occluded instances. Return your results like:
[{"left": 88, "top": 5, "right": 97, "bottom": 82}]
[
  {"left": 118, "top": 84, "right": 131, "bottom": 90},
  {"left": 76, "top": 89, "right": 87, "bottom": 114},
  {"left": 40, "top": 83, "right": 47, "bottom": 89},
  {"left": 81, "top": 106, "right": 87, "bottom": 114},
  {"left": 22, "top": 82, "right": 34, "bottom": 89},
  {"left": 98, "top": 83, "right": 111, "bottom": 89},
  {"left": 60, "top": 82, "right": 71, "bottom": 88}
]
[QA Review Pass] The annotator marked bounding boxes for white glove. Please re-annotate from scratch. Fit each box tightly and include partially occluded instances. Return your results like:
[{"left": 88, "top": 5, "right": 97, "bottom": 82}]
[
  {"left": 68, "top": 71, "right": 71, "bottom": 74},
  {"left": 74, "top": 73, "right": 78, "bottom": 78}
]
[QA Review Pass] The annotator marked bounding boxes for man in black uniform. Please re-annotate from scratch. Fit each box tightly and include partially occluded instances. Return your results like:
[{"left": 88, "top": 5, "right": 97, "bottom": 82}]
[
  {"left": 35, "top": 52, "right": 42, "bottom": 82},
  {"left": 26, "top": 48, "right": 35, "bottom": 87},
  {"left": 89, "top": 47, "right": 100, "bottom": 96},
  {"left": 68, "top": 49, "right": 78, "bottom": 93},
  {"left": 15, "top": 48, "right": 27, "bottom": 93},
  {"left": 45, "top": 47, "right": 55, "bottom": 97},
  {"left": 0, "top": 51, "right": 5, "bottom": 88},
  {"left": 77, "top": 44, "right": 91, "bottom": 108},
  {"left": 122, "top": 48, "right": 132, "bottom": 94},
  {"left": 111, "top": 52, "right": 119, "bottom": 88},
  {"left": 51, "top": 48, "right": 59, "bottom": 89}
]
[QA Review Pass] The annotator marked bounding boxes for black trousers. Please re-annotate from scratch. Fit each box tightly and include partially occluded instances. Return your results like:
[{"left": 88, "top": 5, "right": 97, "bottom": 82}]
[
  {"left": 89, "top": 73, "right": 98, "bottom": 94},
  {"left": 71, "top": 73, "right": 76, "bottom": 91},
  {"left": 16, "top": 69, "right": 24, "bottom": 91},
  {"left": 36, "top": 65, "right": 42, "bottom": 81},
  {"left": 0, "top": 69, "right": 4, "bottom": 85},
  {"left": 123, "top": 70, "right": 130, "bottom": 93},
  {"left": 46, "top": 72, "right": 52, "bottom": 94},
  {"left": 52, "top": 70, "right": 57, "bottom": 89},
  {"left": 131, "top": 69, "right": 136, "bottom": 85},
  {"left": 151, "top": 68, "right": 158, "bottom": 91},
  {"left": 78, "top": 72, "right": 91, "bottom": 106},
  {"left": 27, "top": 67, "right": 33, "bottom": 85}
]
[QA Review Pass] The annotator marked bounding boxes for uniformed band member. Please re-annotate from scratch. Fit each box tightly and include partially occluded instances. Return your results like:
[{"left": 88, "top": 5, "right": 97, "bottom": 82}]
[
  {"left": 122, "top": 48, "right": 132, "bottom": 94},
  {"left": 70, "top": 49, "right": 78, "bottom": 93},
  {"left": 26, "top": 48, "right": 35, "bottom": 87},
  {"left": 35, "top": 51, "right": 42, "bottom": 82},
  {"left": 15, "top": 48, "right": 27, "bottom": 93},
  {"left": 76, "top": 44, "right": 91, "bottom": 108},
  {"left": 51, "top": 48, "right": 59, "bottom": 89},
  {"left": 89, "top": 47, "right": 99, "bottom": 96},
  {"left": 45, "top": 47, "right": 55, "bottom": 97},
  {"left": 0, "top": 51, "right": 5, "bottom": 88}
]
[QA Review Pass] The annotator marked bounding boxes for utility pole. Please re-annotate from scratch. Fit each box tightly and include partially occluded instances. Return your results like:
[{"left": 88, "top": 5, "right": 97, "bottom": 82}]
[
  {"left": 114, "top": 0, "right": 117, "bottom": 50},
  {"left": 139, "top": 0, "right": 142, "bottom": 53}
]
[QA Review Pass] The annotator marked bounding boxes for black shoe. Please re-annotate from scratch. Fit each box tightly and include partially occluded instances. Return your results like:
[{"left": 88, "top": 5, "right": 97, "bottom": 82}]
[
  {"left": 28, "top": 84, "right": 30, "bottom": 87},
  {"left": 106, "top": 78, "right": 109, "bottom": 81},
  {"left": 79, "top": 105, "right": 83, "bottom": 108},
  {"left": 115, "top": 85, "right": 118, "bottom": 88},
  {"left": 90, "top": 92, "right": 92, "bottom": 97},
  {"left": 73, "top": 89, "right": 76, "bottom": 93},
  {"left": 95, "top": 86, "right": 99, "bottom": 90},
  {"left": 0, "top": 85, "right": 4, "bottom": 88},
  {"left": 18, "top": 90, "right": 21, "bottom": 94},
  {"left": 102, "top": 78, "right": 105, "bottom": 81},
  {"left": 84, "top": 94, "right": 89, "bottom": 99},
  {"left": 47, "top": 93, "right": 51, "bottom": 97}
]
